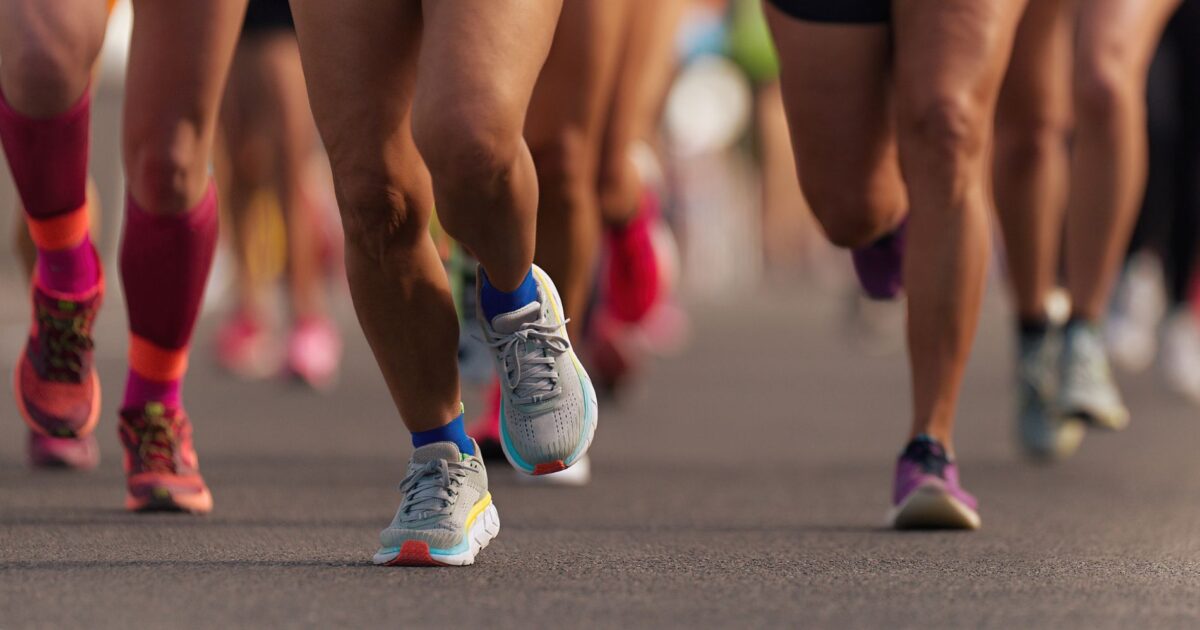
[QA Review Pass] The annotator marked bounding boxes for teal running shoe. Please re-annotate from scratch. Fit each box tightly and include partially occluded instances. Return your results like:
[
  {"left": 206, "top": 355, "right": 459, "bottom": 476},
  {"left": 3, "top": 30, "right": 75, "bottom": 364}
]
[
  {"left": 373, "top": 441, "right": 499, "bottom": 567},
  {"left": 1017, "top": 328, "right": 1085, "bottom": 460}
]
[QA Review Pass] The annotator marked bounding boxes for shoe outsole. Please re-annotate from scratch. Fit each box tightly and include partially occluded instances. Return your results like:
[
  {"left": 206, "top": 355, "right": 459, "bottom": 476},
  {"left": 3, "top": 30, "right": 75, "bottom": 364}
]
[
  {"left": 29, "top": 433, "right": 101, "bottom": 470},
  {"left": 14, "top": 366, "right": 102, "bottom": 439},
  {"left": 1019, "top": 419, "right": 1087, "bottom": 463},
  {"left": 125, "top": 488, "right": 213, "bottom": 515},
  {"left": 374, "top": 504, "right": 500, "bottom": 567},
  {"left": 887, "top": 484, "right": 981, "bottom": 530},
  {"left": 1062, "top": 405, "right": 1130, "bottom": 432}
]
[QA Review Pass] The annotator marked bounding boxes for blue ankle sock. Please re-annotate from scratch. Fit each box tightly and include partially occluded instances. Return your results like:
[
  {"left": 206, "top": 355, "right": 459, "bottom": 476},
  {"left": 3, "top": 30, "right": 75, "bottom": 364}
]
[
  {"left": 412, "top": 413, "right": 475, "bottom": 456},
  {"left": 480, "top": 268, "right": 537, "bottom": 321}
]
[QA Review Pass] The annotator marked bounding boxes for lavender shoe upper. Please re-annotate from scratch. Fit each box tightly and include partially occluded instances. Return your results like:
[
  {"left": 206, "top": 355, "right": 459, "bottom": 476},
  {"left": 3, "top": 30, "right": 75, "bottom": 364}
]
[
  {"left": 892, "top": 435, "right": 977, "bottom": 511},
  {"left": 851, "top": 218, "right": 907, "bottom": 300}
]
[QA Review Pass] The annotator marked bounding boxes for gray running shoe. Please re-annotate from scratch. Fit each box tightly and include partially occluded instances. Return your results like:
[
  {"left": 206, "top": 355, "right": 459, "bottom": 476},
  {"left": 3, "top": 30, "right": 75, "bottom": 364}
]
[
  {"left": 1059, "top": 321, "right": 1130, "bottom": 431},
  {"left": 373, "top": 441, "right": 499, "bottom": 567},
  {"left": 1017, "top": 328, "right": 1084, "bottom": 460},
  {"left": 478, "top": 264, "right": 598, "bottom": 476}
]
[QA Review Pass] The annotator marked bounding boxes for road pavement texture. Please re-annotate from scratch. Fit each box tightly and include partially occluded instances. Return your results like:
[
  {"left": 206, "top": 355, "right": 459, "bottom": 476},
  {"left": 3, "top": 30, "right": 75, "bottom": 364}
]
[{"left": 2, "top": 283, "right": 1199, "bottom": 628}]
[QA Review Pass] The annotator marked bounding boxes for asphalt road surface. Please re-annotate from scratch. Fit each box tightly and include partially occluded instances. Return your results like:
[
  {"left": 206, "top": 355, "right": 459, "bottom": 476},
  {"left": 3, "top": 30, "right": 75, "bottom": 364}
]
[{"left": 2, "top": 283, "right": 1199, "bottom": 628}]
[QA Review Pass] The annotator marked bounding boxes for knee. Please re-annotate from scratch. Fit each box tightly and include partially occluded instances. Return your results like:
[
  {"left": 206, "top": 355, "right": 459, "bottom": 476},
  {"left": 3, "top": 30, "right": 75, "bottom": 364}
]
[
  {"left": 529, "top": 127, "right": 591, "bottom": 195},
  {"left": 127, "top": 127, "right": 209, "bottom": 213},
  {"left": 412, "top": 105, "right": 522, "bottom": 199},
  {"left": 1073, "top": 51, "right": 1132, "bottom": 120},
  {"left": 804, "top": 185, "right": 896, "bottom": 249},
  {"left": 994, "top": 110, "right": 1070, "bottom": 170},
  {"left": 900, "top": 93, "right": 987, "bottom": 163},
  {"left": 2, "top": 36, "right": 100, "bottom": 110},
  {"left": 333, "top": 168, "right": 429, "bottom": 265}
]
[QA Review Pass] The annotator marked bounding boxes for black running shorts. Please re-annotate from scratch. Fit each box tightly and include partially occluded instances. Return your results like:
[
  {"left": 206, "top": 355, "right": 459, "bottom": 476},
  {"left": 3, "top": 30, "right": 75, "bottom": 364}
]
[
  {"left": 242, "top": 0, "right": 295, "bottom": 36},
  {"left": 765, "top": 0, "right": 890, "bottom": 24}
]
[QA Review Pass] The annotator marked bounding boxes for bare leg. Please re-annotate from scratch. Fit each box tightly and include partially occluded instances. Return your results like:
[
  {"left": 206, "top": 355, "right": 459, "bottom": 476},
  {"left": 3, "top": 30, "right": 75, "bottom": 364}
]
[
  {"left": 290, "top": 0, "right": 460, "bottom": 432},
  {"left": 413, "top": 0, "right": 563, "bottom": 291},
  {"left": 994, "top": 0, "right": 1073, "bottom": 321},
  {"left": 1065, "top": 0, "right": 1180, "bottom": 319},
  {"left": 893, "top": 0, "right": 1029, "bottom": 445},
  {"left": 764, "top": 11, "right": 905, "bottom": 249},
  {"left": 526, "top": 0, "right": 627, "bottom": 333}
]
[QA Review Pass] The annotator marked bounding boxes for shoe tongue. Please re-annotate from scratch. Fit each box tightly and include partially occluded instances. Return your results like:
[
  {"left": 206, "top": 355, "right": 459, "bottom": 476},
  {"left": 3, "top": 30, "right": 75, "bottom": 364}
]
[
  {"left": 490, "top": 301, "right": 542, "bottom": 334},
  {"left": 412, "top": 441, "right": 462, "bottom": 464}
]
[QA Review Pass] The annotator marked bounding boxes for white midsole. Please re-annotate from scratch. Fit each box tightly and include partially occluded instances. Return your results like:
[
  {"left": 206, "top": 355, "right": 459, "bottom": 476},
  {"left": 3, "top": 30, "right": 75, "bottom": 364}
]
[{"left": 373, "top": 504, "right": 501, "bottom": 566}]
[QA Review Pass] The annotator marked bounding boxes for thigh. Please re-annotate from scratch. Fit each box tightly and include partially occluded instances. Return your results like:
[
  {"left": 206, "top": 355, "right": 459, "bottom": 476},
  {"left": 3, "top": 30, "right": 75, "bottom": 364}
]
[
  {"left": 123, "top": 0, "right": 248, "bottom": 207},
  {"left": 1076, "top": 0, "right": 1179, "bottom": 80},
  {"left": 893, "top": 0, "right": 1029, "bottom": 140},
  {"left": 765, "top": 6, "right": 902, "bottom": 209},
  {"left": 526, "top": 0, "right": 627, "bottom": 150},
  {"left": 997, "top": 0, "right": 1074, "bottom": 131},
  {"left": 416, "top": 0, "right": 563, "bottom": 141}
]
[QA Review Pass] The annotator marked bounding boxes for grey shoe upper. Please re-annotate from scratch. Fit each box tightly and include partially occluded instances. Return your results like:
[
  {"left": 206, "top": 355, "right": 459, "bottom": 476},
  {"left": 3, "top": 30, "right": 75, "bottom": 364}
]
[
  {"left": 1017, "top": 328, "right": 1083, "bottom": 458},
  {"left": 478, "top": 267, "right": 589, "bottom": 466},
  {"left": 1059, "top": 321, "right": 1127, "bottom": 424},
  {"left": 379, "top": 441, "right": 489, "bottom": 552}
]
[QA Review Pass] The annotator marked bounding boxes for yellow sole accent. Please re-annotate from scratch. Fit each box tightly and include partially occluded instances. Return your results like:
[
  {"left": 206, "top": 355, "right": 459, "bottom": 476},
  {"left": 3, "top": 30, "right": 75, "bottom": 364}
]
[{"left": 464, "top": 492, "right": 493, "bottom": 531}]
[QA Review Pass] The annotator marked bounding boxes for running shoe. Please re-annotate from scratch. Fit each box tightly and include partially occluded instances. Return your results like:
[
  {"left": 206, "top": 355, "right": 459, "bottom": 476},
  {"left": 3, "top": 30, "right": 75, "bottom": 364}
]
[
  {"left": 373, "top": 440, "right": 500, "bottom": 567},
  {"left": 285, "top": 316, "right": 342, "bottom": 391},
  {"left": 603, "top": 190, "right": 663, "bottom": 324},
  {"left": 215, "top": 311, "right": 276, "bottom": 381},
  {"left": 477, "top": 264, "right": 598, "bottom": 476},
  {"left": 1016, "top": 328, "right": 1084, "bottom": 461},
  {"left": 887, "top": 435, "right": 980, "bottom": 530},
  {"left": 1059, "top": 320, "right": 1130, "bottom": 431},
  {"left": 1105, "top": 253, "right": 1165, "bottom": 373},
  {"left": 851, "top": 219, "right": 906, "bottom": 301},
  {"left": 29, "top": 433, "right": 99, "bottom": 470},
  {"left": 1161, "top": 310, "right": 1200, "bottom": 405},
  {"left": 119, "top": 402, "right": 213, "bottom": 514},
  {"left": 466, "top": 379, "right": 505, "bottom": 461},
  {"left": 15, "top": 279, "right": 103, "bottom": 439}
]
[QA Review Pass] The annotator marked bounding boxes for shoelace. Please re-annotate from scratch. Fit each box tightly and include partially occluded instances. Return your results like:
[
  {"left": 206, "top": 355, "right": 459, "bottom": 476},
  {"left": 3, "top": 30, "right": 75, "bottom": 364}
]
[
  {"left": 398, "top": 459, "right": 470, "bottom": 520},
  {"left": 34, "top": 299, "right": 95, "bottom": 383},
  {"left": 902, "top": 438, "right": 949, "bottom": 478},
  {"left": 482, "top": 318, "right": 570, "bottom": 405},
  {"left": 128, "top": 407, "right": 178, "bottom": 473}
]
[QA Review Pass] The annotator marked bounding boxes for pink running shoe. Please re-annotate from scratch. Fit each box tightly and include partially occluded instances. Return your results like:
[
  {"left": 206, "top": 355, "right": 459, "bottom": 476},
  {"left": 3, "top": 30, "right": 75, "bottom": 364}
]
[
  {"left": 215, "top": 311, "right": 276, "bottom": 381},
  {"left": 29, "top": 432, "right": 99, "bottom": 470},
  {"left": 285, "top": 317, "right": 342, "bottom": 391},
  {"left": 850, "top": 219, "right": 907, "bottom": 301},
  {"left": 466, "top": 379, "right": 504, "bottom": 461},
  {"left": 887, "top": 435, "right": 980, "bottom": 530},
  {"left": 603, "top": 190, "right": 663, "bottom": 324},
  {"left": 16, "top": 279, "right": 103, "bottom": 440},
  {"left": 119, "top": 402, "right": 212, "bottom": 514}
]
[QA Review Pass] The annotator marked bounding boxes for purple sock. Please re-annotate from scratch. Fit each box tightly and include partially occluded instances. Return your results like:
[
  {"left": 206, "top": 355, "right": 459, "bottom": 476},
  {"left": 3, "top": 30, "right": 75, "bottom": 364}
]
[
  {"left": 122, "top": 370, "right": 183, "bottom": 410},
  {"left": 36, "top": 236, "right": 99, "bottom": 294}
]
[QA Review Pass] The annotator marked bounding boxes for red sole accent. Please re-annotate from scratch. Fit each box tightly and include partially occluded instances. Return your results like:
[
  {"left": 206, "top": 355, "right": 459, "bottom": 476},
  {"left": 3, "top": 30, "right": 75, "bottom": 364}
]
[
  {"left": 385, "top": 541, "right": 448, "bottom": 567},
  {"left": 533, "top": 461, "right": 567, "bottom": 475}
]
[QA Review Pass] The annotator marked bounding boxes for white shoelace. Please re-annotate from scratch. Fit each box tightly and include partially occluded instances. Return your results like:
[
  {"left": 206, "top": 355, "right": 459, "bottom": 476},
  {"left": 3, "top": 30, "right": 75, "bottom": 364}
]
[
  {"left": 398, "top": 459, "right": 468, "bottom": 521},
  {"left": 483, "top": 318, "right": 570, "bottom": 406}
]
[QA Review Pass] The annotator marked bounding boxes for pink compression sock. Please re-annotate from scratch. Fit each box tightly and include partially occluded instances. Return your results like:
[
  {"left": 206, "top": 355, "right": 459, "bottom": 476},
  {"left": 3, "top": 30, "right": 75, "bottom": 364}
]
[{"left": 120, "top": 183, "right": 219, "bottom": 409}]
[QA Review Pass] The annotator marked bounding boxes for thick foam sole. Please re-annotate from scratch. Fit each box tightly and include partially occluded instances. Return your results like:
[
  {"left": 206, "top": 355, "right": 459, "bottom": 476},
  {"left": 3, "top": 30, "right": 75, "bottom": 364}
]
[
  {"left": 887, "top": 484, "right": 981, "bottom": 530},
  {"left": 1019, "top": 418, "right": 1086, "bottom": 463},
  {"left": 374, "top": 504, "right": 500, "bottom": 567},
  {"left": 125, "top": 486, "right": 213, "bottom": 515},
  {"left": 1061, "top": 402, "right": 1130, "bottom": 432},
  {"left": 498, "top": 266, "right": 599, "bottom": 477}
]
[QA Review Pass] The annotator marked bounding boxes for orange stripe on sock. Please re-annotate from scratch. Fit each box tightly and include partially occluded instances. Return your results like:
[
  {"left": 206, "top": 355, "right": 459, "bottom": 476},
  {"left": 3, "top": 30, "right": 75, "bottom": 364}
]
[
  {"left": 27, "top": 204, "right": 89, "bottom": 250},
  {"left": 128, "top": 335, "right": 188, "bottom": 382}
]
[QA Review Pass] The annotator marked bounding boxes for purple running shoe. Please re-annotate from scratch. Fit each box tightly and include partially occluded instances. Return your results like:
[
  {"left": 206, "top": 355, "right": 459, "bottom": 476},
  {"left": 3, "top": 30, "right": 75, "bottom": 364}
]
[
  {"left": 887, "top": 434, "right": 980, "bottom": 530},
  {"left": 851, "top": 219, "right": 907, "bottom": 300}
]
